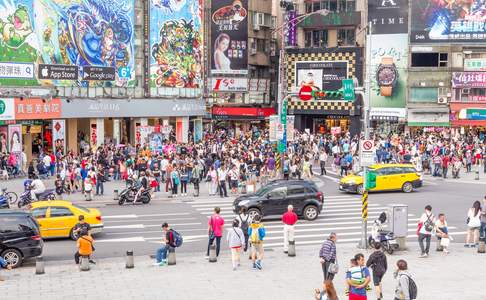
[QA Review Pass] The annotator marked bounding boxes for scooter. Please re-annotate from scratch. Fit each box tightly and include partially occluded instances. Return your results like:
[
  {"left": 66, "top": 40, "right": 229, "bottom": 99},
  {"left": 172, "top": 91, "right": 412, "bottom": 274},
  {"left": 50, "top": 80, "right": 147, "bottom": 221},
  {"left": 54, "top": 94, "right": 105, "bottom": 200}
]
[
  {"left": 368, "top": 212, "right": 400, "bottom": 254},
  {"left": 18, "top": 180, "right": 56, "bottom": 208},
  {"left": 118, "top": 180, "right": 151, "bottom": 205},
  {"left": 0, "top": 191, "right": 10, "bottom": 209}
]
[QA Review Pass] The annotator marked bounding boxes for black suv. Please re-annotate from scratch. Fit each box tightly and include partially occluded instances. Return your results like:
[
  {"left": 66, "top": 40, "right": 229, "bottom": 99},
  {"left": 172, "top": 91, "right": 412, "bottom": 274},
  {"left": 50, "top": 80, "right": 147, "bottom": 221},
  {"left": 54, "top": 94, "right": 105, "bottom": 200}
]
[
  {"left": 233, "top": 180, "right": 323, "bottom": 221},
  {"left": 0, "top": 211, "right": 43, "bottom": 268}
]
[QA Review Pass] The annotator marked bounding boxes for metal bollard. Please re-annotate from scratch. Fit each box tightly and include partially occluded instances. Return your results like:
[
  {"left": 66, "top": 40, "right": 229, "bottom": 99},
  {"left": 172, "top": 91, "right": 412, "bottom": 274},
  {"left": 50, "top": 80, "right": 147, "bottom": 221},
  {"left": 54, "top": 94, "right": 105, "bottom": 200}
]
[
  {"left": 79, "top": 256, "right": 90, "bottom": 271},
  {"left": 287, "top": 240, "right": 296, "bottom": 257},
  {"left": 114, "top": 190, "right": 119, "bottom": 201},
  {"left": 167, "top": 247, "right": 176, "bottom": 265},
  {"left": 475, "top": 170, "right": 480, "bottom": 180},
  {"left": 209, "top": 244, "right": 217, "bottom": 263},
  {"left": 478, "top": 240, "right": 486, "bottom": 253},
  {"left": 126, "top": 250, "right": 134, "bottom": 268},
  {"left": 35, "top": 256, "right": 45, "bottom": 275}
]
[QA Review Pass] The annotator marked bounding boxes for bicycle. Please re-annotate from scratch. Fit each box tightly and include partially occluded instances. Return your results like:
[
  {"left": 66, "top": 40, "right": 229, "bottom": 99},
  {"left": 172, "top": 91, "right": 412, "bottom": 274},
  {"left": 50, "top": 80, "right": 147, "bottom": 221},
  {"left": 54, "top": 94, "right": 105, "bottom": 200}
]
[{"left": 1, "top": 188, "right": 18, "bottom": 205}]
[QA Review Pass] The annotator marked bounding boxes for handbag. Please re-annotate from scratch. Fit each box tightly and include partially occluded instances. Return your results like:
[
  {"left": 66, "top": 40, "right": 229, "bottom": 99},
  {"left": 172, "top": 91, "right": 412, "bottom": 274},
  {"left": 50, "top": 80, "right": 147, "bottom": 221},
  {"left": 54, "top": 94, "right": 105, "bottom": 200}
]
[
  {"left": 327, "top": 261, "right": 339, "bottom": 274},
  {"left": 209, "top": 216, "right": 215, "bottom": 239},
  {"left": 440, "top": 237, "right": 450, "bottom": 247},
  {"left": 467, "top": 215, "right": 481, "bottom": 228}
]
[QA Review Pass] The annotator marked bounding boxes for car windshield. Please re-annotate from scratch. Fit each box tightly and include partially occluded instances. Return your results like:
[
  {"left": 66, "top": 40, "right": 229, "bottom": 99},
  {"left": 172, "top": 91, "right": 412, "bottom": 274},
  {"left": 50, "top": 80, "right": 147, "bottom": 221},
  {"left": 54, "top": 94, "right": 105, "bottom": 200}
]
[
  {"left": 353, "top": 168, "right": 376, "bottom": 176},
  {"left": 71, "top": 204, "right": 90, "bottom": 213},
  {"left": 255, "top": 184, "right": 277, "bottom": 196}
]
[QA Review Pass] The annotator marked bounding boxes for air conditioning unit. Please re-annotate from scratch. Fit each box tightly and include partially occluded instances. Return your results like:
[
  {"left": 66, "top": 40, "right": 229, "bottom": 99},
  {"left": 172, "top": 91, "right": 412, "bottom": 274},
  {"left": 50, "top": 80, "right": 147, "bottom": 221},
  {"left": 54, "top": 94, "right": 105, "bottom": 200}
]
[
  {"left": 253, "top": 22, "right": 260, "bottom": 31},
  {"left": 462, "top": 88, "right": 470, "bottom": 94},
  {"left": 437, "top": 97, "right": 448, "bottom": 104}
]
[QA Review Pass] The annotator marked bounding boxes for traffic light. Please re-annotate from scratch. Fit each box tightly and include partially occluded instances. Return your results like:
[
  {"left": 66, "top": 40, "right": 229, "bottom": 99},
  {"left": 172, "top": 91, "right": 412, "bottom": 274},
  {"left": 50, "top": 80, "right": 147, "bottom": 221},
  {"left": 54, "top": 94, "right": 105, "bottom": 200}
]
[
  {"left": 365, "top": 171, "right": 377, "bottom": 190},
  {"left": 312, "top": 88, "right": 344, "bottom": 100}
]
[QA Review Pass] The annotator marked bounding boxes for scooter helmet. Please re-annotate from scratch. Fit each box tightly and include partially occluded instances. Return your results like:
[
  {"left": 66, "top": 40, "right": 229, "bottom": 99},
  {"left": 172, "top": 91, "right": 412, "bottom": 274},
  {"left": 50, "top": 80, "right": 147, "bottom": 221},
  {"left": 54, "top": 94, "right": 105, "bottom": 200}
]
[{"left": 378, "top": 212, "right": 387, "bottom": 224}]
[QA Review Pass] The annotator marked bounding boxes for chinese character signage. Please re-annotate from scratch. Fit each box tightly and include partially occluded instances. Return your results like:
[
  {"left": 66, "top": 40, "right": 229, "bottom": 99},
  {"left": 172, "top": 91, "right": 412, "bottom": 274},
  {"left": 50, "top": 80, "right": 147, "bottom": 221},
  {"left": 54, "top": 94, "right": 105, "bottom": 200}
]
[
  {"left": 286, "top": 11, "right": 297, "bottom": 46},
  {"left": 0, "top": 62, "right": 34, "bottom": 79},
  {"left": 211, "top": 0, "right": 248, "bottom": 75},
  {"left": 464, "top": 59, "right": 486, "bottom": 71},
  {"left": 452, "top": 72, "right": 486, "bottom": 88},
  {"left": 0, "top": 0, "right": 135, "bottom": 87},
  {"left": 15, "top": 98, "right": 62, "bottom": 120},
  {"left": 368, "top": 0, "right": 408, "bottom": 34},
  {"left": 0, "top": 98, "right": 15, "bottom": 120},
  {"left": 411, "top": 0, "right": 486, "bottom": 43},
  {"left": 149, "top": 0, "right": 202, "bottom": 88},
  {"left": 52, "top": 119, "right": 65, "bottom": 154}
]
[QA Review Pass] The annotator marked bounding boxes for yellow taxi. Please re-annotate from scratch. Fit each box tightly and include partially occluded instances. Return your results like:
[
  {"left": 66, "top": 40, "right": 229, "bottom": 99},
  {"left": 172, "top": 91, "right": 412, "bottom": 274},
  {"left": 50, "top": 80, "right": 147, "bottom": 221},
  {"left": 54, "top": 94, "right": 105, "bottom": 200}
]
[
  {"left": 30, "top": 200, "right": 104, "bottom": 240},
  {"left": 339, "top": 164, "right": 422, "bottom": 194}
]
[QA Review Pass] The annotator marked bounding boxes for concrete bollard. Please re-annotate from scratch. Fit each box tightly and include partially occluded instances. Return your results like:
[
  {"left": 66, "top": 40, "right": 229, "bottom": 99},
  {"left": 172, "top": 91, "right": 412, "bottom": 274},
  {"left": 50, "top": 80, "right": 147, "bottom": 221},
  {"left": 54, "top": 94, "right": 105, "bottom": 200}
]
[
  {"left": 126, "top": 250, "right": 134, "bottom": 268},
  {"left": 209, "top": 244, "right": 217, "bottom": 263},
  {"left": 79, "top": 256, "right": 90, "bottom": 271},
  {"left": 478, "top": 240, "right": 486, "bottom": 253},
  {"left": 35, "top": 256, "right": 45, "bottom": 275},
  {"left": 114, "top": 190, "right": 119, "bottom": 201},
  {"left": 168, "top": 247, "right": 176, "bottom": 265},
  {"left": 475, "top": 170, "right": 480, "bottom": 180},
  {"left": 288, "top": 240, "right": 296, "bottom": 257}
]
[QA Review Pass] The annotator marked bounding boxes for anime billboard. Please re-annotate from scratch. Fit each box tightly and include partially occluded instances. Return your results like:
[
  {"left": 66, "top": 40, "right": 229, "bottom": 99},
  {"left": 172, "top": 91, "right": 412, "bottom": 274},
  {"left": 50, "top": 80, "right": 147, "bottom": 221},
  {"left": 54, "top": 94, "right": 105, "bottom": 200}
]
[
  {"left": 411, "top": 0, "right": 486, "bottom": 43},
  {"left": 150, "top": 0, "right": 202, "bottom": 88},
  {"left": 0, "top": 0, "right": 135, "bottom": 86}
]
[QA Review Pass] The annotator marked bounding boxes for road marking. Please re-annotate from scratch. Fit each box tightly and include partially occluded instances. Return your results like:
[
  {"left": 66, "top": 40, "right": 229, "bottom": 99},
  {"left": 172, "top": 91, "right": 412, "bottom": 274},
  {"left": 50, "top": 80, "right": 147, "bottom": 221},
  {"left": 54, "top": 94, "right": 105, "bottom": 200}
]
[
  {"left": 136, "top": 213, "right": 191, "bottom": 217},
  {"left": 96, "top": 236, "right": 146, "bottom": 242},
  {"left": 250, "top": 219, "right": 422, "bottom": 229},
  {"left": 104, "top": 217, "right": 196, "bottom": 223},
  {"left": 103, "top": 214, "right": 138, "bottom": 219},
  {"left": 104, "top": 224, "right": 145, "bottom": 229},
  {"left": 143, "top": 222, "right": 201, "bottom": 227}
]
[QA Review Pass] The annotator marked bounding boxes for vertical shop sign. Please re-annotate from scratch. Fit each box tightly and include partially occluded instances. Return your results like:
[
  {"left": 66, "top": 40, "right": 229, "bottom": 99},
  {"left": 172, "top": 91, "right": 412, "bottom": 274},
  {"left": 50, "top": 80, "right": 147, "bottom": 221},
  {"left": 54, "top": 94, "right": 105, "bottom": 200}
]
[{"left": 52, "top": 119, "right": 66, "bottom": 154}]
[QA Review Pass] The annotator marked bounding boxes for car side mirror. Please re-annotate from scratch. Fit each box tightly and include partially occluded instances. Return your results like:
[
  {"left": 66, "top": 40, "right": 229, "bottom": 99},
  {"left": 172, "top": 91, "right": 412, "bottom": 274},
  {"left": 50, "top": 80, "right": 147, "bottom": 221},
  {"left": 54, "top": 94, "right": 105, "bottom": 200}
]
[{"left": 266, "top": 193, "right": 271, "bottom": 199}]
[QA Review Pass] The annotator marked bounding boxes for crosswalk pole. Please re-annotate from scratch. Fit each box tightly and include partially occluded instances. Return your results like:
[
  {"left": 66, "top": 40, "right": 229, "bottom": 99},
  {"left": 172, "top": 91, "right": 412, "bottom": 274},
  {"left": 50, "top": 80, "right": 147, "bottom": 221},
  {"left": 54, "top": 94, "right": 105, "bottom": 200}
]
[
  {"left": 359, "top": 189, "right": 368, "bottom": 249},
  {"left": 276, "top": 152, "right": 281, "bottom": 178}
]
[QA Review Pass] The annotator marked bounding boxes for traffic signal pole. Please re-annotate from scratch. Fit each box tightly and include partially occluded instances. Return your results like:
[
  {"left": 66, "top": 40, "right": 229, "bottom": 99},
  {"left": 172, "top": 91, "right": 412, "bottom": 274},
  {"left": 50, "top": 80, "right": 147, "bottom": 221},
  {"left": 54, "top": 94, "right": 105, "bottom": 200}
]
[{"left": 358, "top": 21, "right": 373, "bottom": 249}]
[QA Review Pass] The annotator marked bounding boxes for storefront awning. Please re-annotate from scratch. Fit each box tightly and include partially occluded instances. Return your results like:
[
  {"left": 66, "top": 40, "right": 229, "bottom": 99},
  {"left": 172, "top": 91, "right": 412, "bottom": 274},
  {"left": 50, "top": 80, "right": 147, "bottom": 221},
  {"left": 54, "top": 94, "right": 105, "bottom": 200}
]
[{"left": 408, "top": 108, "right": 450, "bottom": 127}]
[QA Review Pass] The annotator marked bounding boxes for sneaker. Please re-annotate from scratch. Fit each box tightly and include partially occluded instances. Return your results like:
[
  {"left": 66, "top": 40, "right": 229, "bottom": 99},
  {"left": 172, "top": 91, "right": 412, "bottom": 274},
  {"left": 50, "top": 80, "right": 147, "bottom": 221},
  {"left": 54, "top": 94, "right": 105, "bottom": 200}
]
[
  {"left": 205, "top": 255, "right": 209, "bottom": 260},
  {"left": 283, "top": 250, "right": 288, "bottom": 254},
  {"left": 255, "top": 260, "right": 262, "bottom": 270},
  {"left": 89, "top": 260, "right": 96, "bottom": 264},
  {"left": 159, "top": 261, "right": 167, "bottom": 266},
  {"left": 232, "top": 267, "right": 237, "bottom": 271},
  {"left": 419, "top": 253, "right": 427, "bottom": 258},
  {"left": 464, "top": 244, "right": 470, "bottom": 248},
  {"left": 153, "top": 262, "right": 161, "bottom": 266},
  {"left": 252, "top": 263, "right": 257, "bottom": 270}
]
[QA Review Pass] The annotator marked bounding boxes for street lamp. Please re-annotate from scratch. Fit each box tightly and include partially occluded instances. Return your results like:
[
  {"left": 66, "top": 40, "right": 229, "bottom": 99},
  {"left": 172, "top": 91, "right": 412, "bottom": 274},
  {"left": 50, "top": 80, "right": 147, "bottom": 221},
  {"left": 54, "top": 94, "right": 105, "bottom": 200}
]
[{"left": 273, "top": 9, "right": 330, "bottom": 177}]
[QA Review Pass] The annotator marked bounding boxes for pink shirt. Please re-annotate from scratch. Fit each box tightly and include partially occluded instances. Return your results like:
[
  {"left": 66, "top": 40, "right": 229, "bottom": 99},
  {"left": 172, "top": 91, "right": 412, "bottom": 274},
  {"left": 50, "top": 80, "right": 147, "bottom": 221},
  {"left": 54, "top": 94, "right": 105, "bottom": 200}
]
[{"left": 208, "top": 215, "right": 225, "bottom": 237}]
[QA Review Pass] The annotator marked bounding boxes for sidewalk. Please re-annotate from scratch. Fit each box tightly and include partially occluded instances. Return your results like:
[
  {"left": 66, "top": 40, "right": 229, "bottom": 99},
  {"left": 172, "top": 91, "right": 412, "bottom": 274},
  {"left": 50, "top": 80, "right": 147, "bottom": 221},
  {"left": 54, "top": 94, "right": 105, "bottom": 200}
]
[{"left": 1, "top": 242, "right": 484, "bottom": 299}]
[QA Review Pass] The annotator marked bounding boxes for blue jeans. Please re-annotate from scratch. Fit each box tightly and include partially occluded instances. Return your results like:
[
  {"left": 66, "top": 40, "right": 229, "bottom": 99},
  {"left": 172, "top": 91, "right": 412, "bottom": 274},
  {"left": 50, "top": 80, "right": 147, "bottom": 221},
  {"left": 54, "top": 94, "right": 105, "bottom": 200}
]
[
  {"left": 480, "top": 222, "right": 486, "bottom": 242},
  {"left": 156, "top": 245, "right": 169, "bottom": 262},
  {"left": 96, "top": 181, "right": 104, "bottom": 195}
]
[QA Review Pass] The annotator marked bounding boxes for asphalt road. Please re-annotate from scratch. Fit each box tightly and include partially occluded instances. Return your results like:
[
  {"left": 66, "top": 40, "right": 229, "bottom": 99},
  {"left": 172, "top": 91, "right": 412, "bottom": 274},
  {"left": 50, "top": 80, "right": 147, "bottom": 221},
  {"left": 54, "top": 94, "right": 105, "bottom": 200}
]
[{"left": 23, "top": 171, "right": 482, "bottom": 264}]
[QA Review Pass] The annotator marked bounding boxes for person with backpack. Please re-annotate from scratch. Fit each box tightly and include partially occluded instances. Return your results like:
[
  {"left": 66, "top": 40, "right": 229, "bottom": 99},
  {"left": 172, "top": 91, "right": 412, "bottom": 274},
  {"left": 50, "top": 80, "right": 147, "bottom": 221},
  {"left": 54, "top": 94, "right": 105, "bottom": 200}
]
[
  {"left": 366, "top": 243, "right": 388, "bottom": 300},
  {"left": 282, "top": 204, "right": 298, "bottom": 253},
  {"left": 417, "top": 205, "right": 435, "bottom": 258},
  {"left": 74, "top": 229, "right": 95, "bottom": 265},
  {"left": 394, "top": 259, "right": 417, "bottom": 300},
  {"left": 153, "top": 222, "right": 182, "bottom": 266},
  {"left": 227, "top": 219, "right": 245, "bottom": 271},
  {"left": 206, "top": 207, "right": 225, "bottom": 258},
  {"left": 248, "top": 215, "right": 266, "bottom": 270},
  {"left": 238, "top": 207, "right": 252, "bottom": 252}
]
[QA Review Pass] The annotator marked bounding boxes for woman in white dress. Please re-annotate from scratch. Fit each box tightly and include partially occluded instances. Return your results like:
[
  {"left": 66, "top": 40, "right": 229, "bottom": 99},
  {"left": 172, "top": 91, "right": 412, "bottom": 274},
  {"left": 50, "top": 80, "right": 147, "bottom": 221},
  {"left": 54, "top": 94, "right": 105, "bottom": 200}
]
[{"left": 214, "top": 33, "right": 231, "bottom": 71}]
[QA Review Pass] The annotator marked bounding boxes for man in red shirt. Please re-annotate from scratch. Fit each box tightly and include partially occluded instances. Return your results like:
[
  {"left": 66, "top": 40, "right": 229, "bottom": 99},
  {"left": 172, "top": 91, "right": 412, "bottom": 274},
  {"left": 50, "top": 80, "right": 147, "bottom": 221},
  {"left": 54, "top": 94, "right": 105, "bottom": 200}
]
[
  {"left": 282, "top": 205, "right": 298, "bottom": 253},
  {"left": 441, "top": 154, "right": 450, "bottom": 179}
]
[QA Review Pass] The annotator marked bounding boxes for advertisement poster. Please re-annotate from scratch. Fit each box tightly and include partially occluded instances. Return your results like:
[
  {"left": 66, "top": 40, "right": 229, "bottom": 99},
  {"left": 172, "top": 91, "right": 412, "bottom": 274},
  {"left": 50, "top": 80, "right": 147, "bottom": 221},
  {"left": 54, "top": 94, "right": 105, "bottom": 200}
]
[
  {"left": 211, "top": 0, "right": 248, "bottom": 75},
  {"left": 150, "top": 0, "right": 202, "bottom": 88},
  {"left": 149, "top": 132, "right": 163, "bottom": 153},
  {"left": 295, "top": 61, "right": 348, "bottom": 92},
  {"left": 368, "top": 0, "right": 408, "bottom": 34},
  {"left": 90, "top": 123, "right": 97, "bottom": 147},
  {"left": 175, "top": 118, "right": 183, "bottom": 143},
  {"left": 0, "top": 0, "right": 135, "bottom": 87},
  {"left": 370, "top": 34, "right": 408, "bottom": 109},
  {"left": 411, "top": 0, "right": 486, "bottom": 43},
  {"left": 0, "top": 98, "right": 15, "bottom": 120},
  {"left": 0, "top": 126, "right": 8, "bottom": 153},
  {"left": 8, "top": 124, "right": 22, "bottom": 153},
  {"left": 52, "top": 119, "right": 65, "bottom": 154},
  {"left": 193, "top": 118, "right": 202, "bottom": 143},
  {"left": 269, "top": 115, "right": 278, "bottom": 142}
]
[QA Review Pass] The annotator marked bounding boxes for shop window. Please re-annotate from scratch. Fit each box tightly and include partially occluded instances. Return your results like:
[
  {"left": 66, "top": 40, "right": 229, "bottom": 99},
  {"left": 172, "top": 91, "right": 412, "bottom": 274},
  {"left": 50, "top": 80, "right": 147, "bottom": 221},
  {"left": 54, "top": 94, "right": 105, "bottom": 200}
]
[
  {"left": 306, "top": 0, "right": 354, "bottom": 13},
  {"left": 305, "top": 31, "right": 312, "bottom": 48},
  {"left": 411, "top": 52, "right": 448, "bottom": 67},
  {"left": 410, "top": 87, "right": 438, "bottom": 103}
]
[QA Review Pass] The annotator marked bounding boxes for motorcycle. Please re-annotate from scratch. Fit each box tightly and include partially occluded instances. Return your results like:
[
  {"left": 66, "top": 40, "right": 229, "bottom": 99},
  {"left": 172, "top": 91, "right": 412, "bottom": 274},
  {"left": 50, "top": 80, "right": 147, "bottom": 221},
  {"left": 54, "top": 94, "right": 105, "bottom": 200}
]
[
  {"left": 368, "top": 212, "right": 400, "bottom": 254},
  {"left": 118, "top": 179, "right": 151, "bottom": 205},
  {"left": 0, "top": 190, "right": 10, "bottom": 209},
  {"left": 18, "top": 180, "right": 56, "bottom": 208}
]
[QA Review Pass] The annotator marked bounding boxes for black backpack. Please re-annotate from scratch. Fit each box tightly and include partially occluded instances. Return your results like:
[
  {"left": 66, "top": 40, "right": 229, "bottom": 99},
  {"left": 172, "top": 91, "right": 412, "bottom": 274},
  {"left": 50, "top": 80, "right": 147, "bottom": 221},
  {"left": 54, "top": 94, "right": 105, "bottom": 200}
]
[
  {"left": 239, "top": 215, "right": 249, "bottom": 234},
  {"left": 401, "top": 274, "right": 417, "bottom": 300}
]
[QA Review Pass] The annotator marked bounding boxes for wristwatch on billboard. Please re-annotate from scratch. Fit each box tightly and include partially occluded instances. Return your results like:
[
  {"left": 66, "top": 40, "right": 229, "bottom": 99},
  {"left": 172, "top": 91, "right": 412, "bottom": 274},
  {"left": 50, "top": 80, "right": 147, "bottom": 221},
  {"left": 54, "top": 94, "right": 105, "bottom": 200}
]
[{"left": 376, "top": 57, "right": 398, "bottom": 97}]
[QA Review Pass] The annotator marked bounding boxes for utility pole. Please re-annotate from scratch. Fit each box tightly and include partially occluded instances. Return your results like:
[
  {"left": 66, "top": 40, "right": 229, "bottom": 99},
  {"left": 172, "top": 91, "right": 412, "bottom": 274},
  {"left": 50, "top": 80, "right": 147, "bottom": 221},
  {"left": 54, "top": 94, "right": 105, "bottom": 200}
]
[{"left": 358, "top": 21, "right": 373, "bottom": 249}]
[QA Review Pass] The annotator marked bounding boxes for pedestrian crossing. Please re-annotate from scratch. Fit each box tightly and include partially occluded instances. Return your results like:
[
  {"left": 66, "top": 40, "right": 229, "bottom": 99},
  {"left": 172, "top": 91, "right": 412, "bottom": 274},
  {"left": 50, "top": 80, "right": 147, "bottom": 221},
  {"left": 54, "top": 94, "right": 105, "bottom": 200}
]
[{"left": 185, "top": 195, "right": 463, "bottom": 249}]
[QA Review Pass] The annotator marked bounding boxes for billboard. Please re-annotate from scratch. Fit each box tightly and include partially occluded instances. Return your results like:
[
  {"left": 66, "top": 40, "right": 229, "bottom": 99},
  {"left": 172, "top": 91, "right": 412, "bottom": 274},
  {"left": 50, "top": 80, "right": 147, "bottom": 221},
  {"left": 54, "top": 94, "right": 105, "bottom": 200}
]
[
  {"left": 149, "top": 0, "right": 202, "bottom": 88},
  {"left": 211, "top": 0, "right": 248, "bottom": 75},
  {"left": 0, "top": 0, "right": 135, "bottom": 87},
  {"left": 294, "top": 61, "right": 348, "bottom": 92},
  {"left": 411, "top": 0, "right": 486, "bottom": 43},
  {"left": 370, "top": 34, "right": 408, "bottom": 109},
  {"left": 368, "top": 0, "right": 408, "bottom": 34}
]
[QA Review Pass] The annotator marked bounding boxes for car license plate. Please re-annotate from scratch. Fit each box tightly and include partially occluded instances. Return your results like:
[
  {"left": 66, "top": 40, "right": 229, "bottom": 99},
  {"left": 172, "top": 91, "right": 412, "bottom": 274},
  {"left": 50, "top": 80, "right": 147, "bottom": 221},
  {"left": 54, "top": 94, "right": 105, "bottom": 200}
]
[{"left": 388, "top": 239, "right": 398, "bottom": 244}]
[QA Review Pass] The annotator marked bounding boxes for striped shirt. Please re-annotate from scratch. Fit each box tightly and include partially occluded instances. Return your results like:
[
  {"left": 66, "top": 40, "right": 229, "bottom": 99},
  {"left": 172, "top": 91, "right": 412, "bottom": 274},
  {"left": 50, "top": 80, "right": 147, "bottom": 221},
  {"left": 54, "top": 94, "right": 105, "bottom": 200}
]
[{"left": 319, "top": 239, "right": 336, "bottom": 261}]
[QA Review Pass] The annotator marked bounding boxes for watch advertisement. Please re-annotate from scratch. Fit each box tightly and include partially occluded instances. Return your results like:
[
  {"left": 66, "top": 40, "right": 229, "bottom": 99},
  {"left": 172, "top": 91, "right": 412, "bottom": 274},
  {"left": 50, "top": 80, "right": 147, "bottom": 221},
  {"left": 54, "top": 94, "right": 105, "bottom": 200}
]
[
  {"left": 368, "top": 0, "right": 409, "bottom": 34},
  {"left": 370, "top": 34, "right": 407, "bottom": 109},
  {"left": 211, "top": 0, "right": 248, "bottom": 75},
  {"left": 294, "top": 61, "right": 348, "bottom": 93},
  {"left": 411, "top": 0, "right": 486, "bottom": 43}
]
